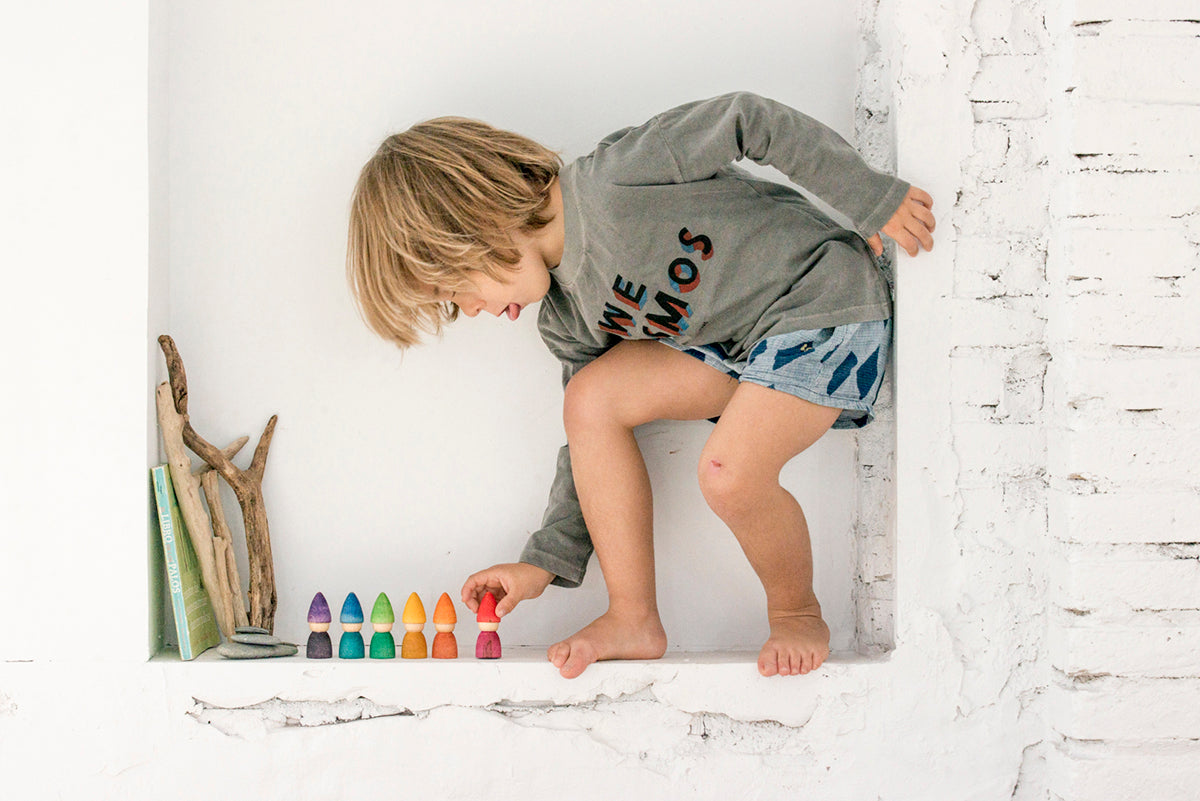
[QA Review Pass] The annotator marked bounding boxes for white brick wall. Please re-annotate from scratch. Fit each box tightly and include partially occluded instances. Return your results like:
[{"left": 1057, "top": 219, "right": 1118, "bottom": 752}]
[
  {"left": 895, "top": 0, "right": 1200, "bottom": 797},
  {"left": 3, "top": 3, "right": 1195, "bottom": 799},
  {"left": 853, "top": 0, "right": 898, "bottom": 655},
  {"left": 1046, "top": 5, "right": 1200, "bottom": 799}
]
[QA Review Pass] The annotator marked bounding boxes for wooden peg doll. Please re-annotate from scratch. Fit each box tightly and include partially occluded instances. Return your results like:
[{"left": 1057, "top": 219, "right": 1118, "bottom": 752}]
[
  {"left": 339, "top": 592, "right": 365, "bottom": 659},
  {"left": 306, "top": 592, "right": 332, "bottom": 659},
  {"left": 401, "top": 592, "right": 427, "bottom": 659},
  {"left": 432, "top": 592, "right": 458, "bottom": 659},
  {"left": 475, "top": 591, "right": 501, "bottom": 659},
  {"left": 369, "top": 592, "right": 395, "bottom": 659}
]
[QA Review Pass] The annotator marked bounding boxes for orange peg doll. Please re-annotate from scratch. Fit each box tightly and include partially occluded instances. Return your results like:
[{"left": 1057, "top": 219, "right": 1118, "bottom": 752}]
[
  {"left": 431, "top": 592, "right": 458, "bottom": 659},
  {"left": 475, "top": 591, "right": 501, "bottom": 659},
  {"left": 401, "top": 592, "right": 427, "bottom": 659}
]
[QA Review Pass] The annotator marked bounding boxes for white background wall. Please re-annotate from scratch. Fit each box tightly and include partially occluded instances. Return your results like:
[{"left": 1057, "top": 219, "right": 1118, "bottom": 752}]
[
  {"left": 1, "top": 1, "right": 153, "bottom": 662},
  {"left": 163, "top": 0, "right": 864, "bottom": 650},
  {"left": 3, "top": 1, "right": 1198, "bottom": 799}
]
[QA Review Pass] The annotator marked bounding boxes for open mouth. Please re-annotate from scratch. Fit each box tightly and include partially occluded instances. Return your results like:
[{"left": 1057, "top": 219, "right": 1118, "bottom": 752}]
[{"left": 506, "top": 303, "right": 521, "bottom": 321}]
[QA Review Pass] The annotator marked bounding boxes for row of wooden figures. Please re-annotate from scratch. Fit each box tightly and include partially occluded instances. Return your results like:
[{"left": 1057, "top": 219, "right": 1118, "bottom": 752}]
[{"left": 306, "top": 591, "right": 501, "bottom": 660}]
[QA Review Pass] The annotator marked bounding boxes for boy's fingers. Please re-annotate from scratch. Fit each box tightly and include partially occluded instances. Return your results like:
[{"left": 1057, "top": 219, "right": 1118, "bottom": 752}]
[
  {"left": 496, "top": 595, "right": 519, "bottom": 617},
  {"left": 460, "top": 582, "right": 480, "bottom": 612},
  {"left": 461, "top": 573, "right": 495, "bottom": 611},
  {"left": 909, "top": 186, "right": 933, "bottom": 209},
  {"left": 910, "top": 220, "right": 934, "bottom": 252},
  {"left": 911, "top": 202, "right": 936, "bottom": 231}
]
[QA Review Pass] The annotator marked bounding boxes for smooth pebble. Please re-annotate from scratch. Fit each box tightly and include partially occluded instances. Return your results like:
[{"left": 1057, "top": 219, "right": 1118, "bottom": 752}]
[
  {"left": 217, "top": 641, "right": 298, "bottom": 659},
  {"left": 231, "top": 633, "right": 283, "bottom": 646}
]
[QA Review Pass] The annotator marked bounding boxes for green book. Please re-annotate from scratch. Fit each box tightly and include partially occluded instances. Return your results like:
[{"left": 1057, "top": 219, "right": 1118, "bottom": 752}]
[{"left": 152, "top": 464, "right": 220, "bottom": 660}]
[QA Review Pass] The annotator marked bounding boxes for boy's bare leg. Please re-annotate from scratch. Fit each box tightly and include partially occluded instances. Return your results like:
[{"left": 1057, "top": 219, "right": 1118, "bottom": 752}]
[
  {"left": 698, "top": 383, "right": 841, "bottom": 677},
  {"left": 548, "top": 341, "right": 738, "bottom": 679}
]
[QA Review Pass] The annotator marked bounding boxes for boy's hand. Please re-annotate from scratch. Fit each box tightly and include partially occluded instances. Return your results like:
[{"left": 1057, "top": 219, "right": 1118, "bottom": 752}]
[
  {"left": 868, "top": 186, "right": 936, "bottom": 258},
  {"left": 461, "top": 562, "right": 555, "bottom": 618}
]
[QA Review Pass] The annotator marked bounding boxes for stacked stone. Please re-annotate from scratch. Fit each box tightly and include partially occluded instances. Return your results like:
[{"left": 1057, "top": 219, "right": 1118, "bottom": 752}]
[{"left": 216, "top": 626, "right": 298, "bottom": 659}]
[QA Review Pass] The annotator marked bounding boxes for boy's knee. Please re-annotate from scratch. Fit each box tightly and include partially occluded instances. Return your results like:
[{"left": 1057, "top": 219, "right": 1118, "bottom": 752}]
[
  {"left": 697, "top": 455, "right": 761, "bottom": 522},
  {"left": 564, "top": 354, "right": 666, "bottom": 432},
  {"left": 563, "top": 368, "right": 620, "bottom": 433}
]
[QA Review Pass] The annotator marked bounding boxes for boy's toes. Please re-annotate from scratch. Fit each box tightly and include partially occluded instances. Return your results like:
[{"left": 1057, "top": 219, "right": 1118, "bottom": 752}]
[
  {"left": 760, "top": 642, "right": 827, "bottom": 676},
  {"left": 547, "top": 641, "right": 569, "bottom": 669},
  {"left": 547, "top": 638, "right": 599, "bottom": 678},
  {"left": 560, "top": 642, "right": 596, "bottom": 679},
  {"left": 758, "top": 648, "right": 779, "bottom": 677}
]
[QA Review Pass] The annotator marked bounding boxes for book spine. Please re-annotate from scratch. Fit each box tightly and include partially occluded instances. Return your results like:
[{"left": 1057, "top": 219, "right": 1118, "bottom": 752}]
[{"left": 153, "top": 465, "right": 193, "bottom": 660}]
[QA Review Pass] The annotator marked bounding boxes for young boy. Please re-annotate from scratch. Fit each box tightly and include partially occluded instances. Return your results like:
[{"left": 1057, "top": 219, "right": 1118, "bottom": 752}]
[{"left": 347, "top": 92, "right": 934, "bottom": 679}]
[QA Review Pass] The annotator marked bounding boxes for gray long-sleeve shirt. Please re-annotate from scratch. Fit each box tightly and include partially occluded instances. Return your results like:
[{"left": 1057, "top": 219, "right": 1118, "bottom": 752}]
[{"left": 518, "top": 92, "right": 909, "bottom": 587}]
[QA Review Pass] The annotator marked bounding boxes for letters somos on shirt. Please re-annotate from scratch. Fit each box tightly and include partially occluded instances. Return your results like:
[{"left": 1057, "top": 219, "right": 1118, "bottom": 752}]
[{"left": 597, "top": 227, "right": 714, "bottom": 339}]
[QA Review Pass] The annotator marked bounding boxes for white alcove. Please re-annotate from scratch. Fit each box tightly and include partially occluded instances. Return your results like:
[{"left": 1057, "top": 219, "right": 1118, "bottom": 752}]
[{"left": 157, "top": 0, "right": 885, "bottom": 654}]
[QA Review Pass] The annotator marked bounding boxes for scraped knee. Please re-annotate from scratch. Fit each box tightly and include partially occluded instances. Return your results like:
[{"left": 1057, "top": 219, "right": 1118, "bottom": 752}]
[{"left": 698, "top": 453, "right": 755, "bottom": 521}]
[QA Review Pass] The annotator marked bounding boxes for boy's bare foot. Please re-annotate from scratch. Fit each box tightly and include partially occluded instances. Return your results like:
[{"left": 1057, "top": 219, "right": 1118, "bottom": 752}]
[
  {"left": 547, "top": 609, "right": 668, "bottom": 679},
  {"left": 759, "top": 608, "right": 830, "bottom": 677}
]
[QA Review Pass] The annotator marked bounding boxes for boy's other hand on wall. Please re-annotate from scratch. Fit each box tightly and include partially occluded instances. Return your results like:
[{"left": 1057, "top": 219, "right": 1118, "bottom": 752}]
[
  {"left": 869, "top": 186, "right": 935, "bottom": 258},
  {"left": 461, "top": 562, "right": 555, "bottom": 617}
]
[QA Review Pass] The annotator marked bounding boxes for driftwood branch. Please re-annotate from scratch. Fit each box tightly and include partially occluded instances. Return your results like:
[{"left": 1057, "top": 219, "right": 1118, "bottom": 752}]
[
  {"left": 196, "top": 436, "right": 251, "bottom": 630},
  {"left": 156, "top": 383, "right": 237, "bottom": 636},
  {"left": 195, "top": 437, "right": 249, "bottom": 477},
  {"left": 158, "top": 334, "right": 279, "bottom": 632},
  {"left": 201, "top": 470, "right": 249, "bottom": 629}
]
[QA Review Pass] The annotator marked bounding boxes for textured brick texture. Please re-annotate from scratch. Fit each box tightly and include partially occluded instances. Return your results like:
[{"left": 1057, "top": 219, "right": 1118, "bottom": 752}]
[
  {"left": 853, "top": 0, "right": 899, "bottom": 655},
  {"left": 6, "top": 4, "right": 1195, "bottom": 800},
  {"left": 1041, "top": 4, "right": 1199, "bottom": 800},
  {"left": 891, "top": 0, "right": 1199, "bottom": 798}
]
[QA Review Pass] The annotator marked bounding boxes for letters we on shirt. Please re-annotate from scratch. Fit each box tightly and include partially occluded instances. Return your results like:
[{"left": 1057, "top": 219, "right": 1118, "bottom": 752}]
[{"left": 596, "top": 227, "right": 714, "bottom": 339}]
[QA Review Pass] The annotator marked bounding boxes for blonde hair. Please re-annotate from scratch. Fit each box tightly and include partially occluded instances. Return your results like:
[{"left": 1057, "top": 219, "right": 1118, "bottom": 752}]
[{"left": 346, "top": 117, "right": 561, "bottom": 347}]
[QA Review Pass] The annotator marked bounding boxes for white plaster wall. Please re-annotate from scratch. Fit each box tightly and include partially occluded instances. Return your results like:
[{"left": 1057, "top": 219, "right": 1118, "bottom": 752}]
[
  {"left": 1044, "top": 3, "right": 1200, "bottom": 797},
  {"left": 162, "top": 0, "right": 867, "bottom": 651},
  {"left": 4, "top": 1, "right": 1197, "bottom": 800},
  {"left": 0, "top": 3, "right": 154, "bottom": 661}
]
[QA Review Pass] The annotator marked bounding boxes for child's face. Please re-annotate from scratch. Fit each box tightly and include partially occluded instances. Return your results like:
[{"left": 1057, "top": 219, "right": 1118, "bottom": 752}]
[{"left": 445, "top": 230, "right": 553, "bottom": 322}]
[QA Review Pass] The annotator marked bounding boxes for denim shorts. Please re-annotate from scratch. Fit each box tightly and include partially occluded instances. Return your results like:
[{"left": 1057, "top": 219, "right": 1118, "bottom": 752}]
[{"left": 670, "top": 319, "right": 892, "bottom": 429}]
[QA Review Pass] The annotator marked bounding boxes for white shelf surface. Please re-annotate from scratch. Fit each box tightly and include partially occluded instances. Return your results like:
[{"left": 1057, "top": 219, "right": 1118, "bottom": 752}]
[{"left": 152, "top": 647, "right": 891, "bottom": 727}]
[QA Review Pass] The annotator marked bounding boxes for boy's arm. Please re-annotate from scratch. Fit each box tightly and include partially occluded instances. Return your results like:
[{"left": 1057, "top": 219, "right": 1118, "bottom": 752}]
[
  {"left": 461, "top": 438, "right": 592, "bottom": 614},
  {"left": 518, "top": 444, "right": 592, "bottom": 588},
  {"left": 479, "top": 319, "right": 604, "bottom": 594},
  {"left": 462, "top": 441, "right": 589, "bottom": 618},
  {"left": 602, "top": 91, "right": 910, "bottom": 240},
  {"left": 515, "top": 335, "right": 602, "bottom": 589}
]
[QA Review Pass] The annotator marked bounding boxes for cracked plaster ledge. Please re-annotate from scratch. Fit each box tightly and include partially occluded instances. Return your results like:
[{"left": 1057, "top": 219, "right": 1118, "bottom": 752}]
[{"left": 152, "top": 647, "right": 890, "bottom": 728}]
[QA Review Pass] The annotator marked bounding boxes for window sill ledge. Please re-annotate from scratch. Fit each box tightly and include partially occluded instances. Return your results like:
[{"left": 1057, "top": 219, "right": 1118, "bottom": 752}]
[{"left": 153, "top": 647, "right": 892, "bottom": 727}]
